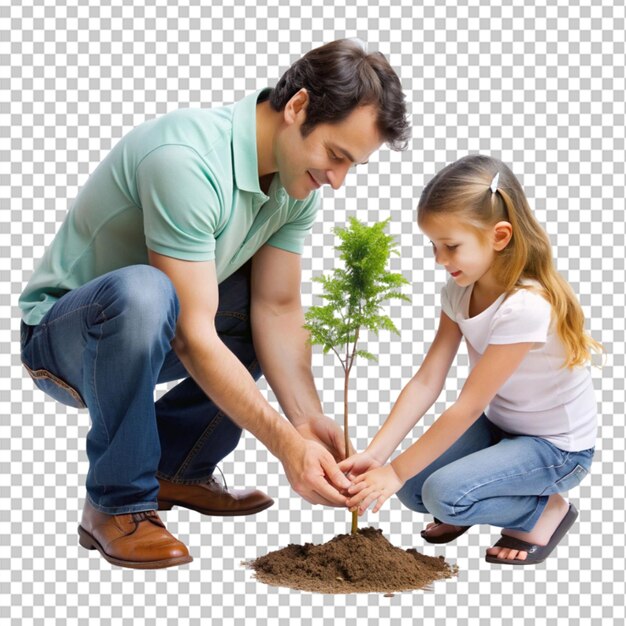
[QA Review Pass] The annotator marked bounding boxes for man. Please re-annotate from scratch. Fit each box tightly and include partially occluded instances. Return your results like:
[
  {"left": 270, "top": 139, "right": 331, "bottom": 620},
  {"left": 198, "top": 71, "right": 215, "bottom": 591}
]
[{"left": 19, "top": 39, "right": 410, "bottom": 569}]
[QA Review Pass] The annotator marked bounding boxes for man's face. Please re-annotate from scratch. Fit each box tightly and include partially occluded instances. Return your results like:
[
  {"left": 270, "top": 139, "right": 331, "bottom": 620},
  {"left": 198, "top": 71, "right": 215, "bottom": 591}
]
[{"left": 274, "top": 93, "right": 384, "bottom": 200}]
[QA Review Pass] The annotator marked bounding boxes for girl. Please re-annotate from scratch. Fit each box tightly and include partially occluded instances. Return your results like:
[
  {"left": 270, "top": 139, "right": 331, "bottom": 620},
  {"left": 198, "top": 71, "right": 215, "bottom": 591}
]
[{"left": 340, "top": 155, "right": 600, "bottom": 565}]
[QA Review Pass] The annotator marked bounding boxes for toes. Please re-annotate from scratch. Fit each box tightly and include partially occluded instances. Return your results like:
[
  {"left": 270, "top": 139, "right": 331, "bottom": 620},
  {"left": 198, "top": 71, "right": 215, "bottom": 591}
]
[
  {"left": 500, "top": 548, "right": 527, "bottom": 560},
  {"left": 505, "top": 549, "right": 528, "bottom": 561},
  {"left": 487, "top": 547, "right": 528, "bottom": 560},
  {"left": 422, "top": 521, "right": 444, "bottom": 536}
]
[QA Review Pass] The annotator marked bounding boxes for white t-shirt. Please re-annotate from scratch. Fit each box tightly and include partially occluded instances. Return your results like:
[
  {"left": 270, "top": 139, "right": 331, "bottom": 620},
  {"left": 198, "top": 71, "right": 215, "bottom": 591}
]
[{"left": 441, "top": 278, "right": 597, "bottom": 451}]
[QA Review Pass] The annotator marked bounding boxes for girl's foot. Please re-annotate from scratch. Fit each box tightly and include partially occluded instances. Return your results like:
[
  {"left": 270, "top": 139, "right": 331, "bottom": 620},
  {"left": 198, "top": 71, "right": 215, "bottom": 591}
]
[
  {"left": 421, "top": 519, "right": 471, "bottom": 543},
  {"left": 486, "top": 493, "right": 570, "bottom": 561}
]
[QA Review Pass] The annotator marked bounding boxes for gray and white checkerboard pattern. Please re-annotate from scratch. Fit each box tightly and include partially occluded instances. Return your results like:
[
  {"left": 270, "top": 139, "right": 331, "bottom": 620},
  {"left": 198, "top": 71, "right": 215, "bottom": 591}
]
[{"left": 2, "top": 0, "right": 625, "bottom": 624}]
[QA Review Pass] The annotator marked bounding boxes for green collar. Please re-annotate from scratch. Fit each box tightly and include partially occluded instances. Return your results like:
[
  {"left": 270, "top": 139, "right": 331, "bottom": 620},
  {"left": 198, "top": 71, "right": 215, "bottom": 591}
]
[{"left": 232, "top": 88, "right": 273, "bottom": 195}]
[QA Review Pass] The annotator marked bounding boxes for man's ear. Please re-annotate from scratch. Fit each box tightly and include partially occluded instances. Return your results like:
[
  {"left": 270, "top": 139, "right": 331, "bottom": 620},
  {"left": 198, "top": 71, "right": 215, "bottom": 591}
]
[
  {"left": 493, "top": 221, "right": 513, "bottom": 251},
  {"left": 283, "top": 88, "right": 309, "bottom": 125}
]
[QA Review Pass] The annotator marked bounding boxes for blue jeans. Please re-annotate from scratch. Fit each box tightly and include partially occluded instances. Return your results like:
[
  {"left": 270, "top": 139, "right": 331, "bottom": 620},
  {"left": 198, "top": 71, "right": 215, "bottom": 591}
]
[
  {"left": 396, "top": 414, "right": 594, "bottom": 532},
  {"left": 20, "top": 263, "right": 261, "bottom": 514}
]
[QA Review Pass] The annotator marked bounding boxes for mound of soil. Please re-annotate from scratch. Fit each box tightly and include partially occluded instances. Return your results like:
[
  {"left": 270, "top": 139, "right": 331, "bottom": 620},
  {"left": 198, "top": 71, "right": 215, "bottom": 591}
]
[{"left": 245, "top": 526, "right": 458, "bottom": 594}]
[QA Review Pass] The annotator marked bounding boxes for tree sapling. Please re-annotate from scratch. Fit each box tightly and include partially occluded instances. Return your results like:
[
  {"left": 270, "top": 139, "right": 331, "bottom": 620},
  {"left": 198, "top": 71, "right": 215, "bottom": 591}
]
[{"left": 304, "top": 217, "right": 410, "bottom": 534}]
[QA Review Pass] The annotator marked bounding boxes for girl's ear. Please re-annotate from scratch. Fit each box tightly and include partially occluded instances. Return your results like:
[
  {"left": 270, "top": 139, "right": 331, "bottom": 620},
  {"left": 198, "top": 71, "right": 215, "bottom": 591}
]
[{"left": 493, "top": 221, "right": 513, "bottom": 251}]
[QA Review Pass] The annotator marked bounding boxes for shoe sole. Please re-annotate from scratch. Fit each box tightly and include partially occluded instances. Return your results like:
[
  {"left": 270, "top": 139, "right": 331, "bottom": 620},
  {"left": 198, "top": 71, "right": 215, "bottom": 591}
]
[
  {"left": 157, "top": 498, "right": 274, "bottom": 517},
  {"left": 78, "top": 526, "right": 193, "bottom": 569}
]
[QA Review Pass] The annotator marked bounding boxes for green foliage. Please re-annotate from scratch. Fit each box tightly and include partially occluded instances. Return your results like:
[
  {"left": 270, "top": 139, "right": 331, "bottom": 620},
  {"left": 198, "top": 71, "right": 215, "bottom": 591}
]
[{"left": 304, "top": 217, "right": 410, "bottom": 371}]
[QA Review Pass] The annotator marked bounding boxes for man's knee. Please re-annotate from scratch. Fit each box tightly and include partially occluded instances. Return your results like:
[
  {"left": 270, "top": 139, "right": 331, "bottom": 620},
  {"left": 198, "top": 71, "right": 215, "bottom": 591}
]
[{"left": 96, "top": 265, "right": 179, "bottom": 339}]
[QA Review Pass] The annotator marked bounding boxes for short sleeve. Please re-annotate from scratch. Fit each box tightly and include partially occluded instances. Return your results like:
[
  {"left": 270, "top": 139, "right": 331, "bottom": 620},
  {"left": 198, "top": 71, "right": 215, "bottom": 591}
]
[
  {"left": 440, "top": 278, "right": 459, "bottom": 320},
  {"left": 266, "top": 191, "right": 320, "bottom": 254},
  {"left": 441, "top": 281, "right": 453, "bottom": 320},
  {"left": 489, "top": 288, "right": 552, "bottom": 345},
  {"left": 136, "top": 145, "right": 223, "bottom": 261}
]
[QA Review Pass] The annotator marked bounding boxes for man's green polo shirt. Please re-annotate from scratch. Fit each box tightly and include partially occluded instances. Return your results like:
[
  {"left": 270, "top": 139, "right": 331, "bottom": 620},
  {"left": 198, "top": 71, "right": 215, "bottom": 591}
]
[{"left": 19, "top": 89, "right": 320, "bottom": 326}]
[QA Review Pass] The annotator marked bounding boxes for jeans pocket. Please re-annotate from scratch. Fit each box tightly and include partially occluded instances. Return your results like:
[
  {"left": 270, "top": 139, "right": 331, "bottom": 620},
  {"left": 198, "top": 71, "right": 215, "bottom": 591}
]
[
  {"left": 23, "top": 362, "right": 86, "bottom": 409},
  {"left": 553, "top": 463, "right": 589, "bottom": 493}
]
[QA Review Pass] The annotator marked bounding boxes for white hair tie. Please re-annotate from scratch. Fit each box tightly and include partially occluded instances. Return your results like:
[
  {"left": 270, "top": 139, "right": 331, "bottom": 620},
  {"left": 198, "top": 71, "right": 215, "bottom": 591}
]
[{"left": 490, "top": 172, "right": 500, "bottom": 193}]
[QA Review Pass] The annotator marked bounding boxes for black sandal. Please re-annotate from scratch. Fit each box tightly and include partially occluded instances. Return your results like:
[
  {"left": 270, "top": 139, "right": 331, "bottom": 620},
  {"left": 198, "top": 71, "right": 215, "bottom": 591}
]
[
  {"left": 421, "top": 518, "right": 472, "bottom": 544},
  {"left": 485, "top": 503, "right": 579, "bottom": 565}
]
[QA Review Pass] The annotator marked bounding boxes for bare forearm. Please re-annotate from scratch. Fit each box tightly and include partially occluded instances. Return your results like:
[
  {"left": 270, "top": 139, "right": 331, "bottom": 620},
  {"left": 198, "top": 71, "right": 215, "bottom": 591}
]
[
  {"left": 174, "top": 333, "right": 299, "bottom": 459},
  {"left": 366, "top": 376, "right": 442, "bottom": 464},
  {"left": 252, "top": 304, "right": 324, "bottom": 426},
  {"left": 390, "top": 404, "right": 482, "bottom": 482}
]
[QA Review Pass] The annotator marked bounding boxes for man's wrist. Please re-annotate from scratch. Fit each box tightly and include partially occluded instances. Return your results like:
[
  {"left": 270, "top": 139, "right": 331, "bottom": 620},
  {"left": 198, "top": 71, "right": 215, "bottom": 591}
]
[
  {"left": 292, "top": 412, "right": 326, "bottom": 428},
  {"left": 270, "top": 416, "right": 304, "bottom": 460}
]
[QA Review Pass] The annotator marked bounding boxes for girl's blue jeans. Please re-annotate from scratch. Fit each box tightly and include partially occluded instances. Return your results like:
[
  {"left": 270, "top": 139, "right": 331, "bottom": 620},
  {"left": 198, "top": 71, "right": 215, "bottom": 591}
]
[
  {"left": 396, "top": 414, "right": 594, "bottom": 532},
  {"left": 20, "top": 263, "right": 261, "bottom": 515}
]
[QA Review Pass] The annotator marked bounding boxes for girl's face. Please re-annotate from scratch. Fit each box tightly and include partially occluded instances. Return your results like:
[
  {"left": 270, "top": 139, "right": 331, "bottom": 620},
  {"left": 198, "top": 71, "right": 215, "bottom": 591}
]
[{"left": 420, "top": 215, "right": 497, "bottom": 289}]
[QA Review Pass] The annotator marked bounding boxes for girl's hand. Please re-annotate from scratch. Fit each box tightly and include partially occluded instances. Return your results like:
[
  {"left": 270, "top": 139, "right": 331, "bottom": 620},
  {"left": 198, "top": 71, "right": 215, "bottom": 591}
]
[
  {"left": 338, "top": 451, "right": 383, "bottom": 480},
  {"left": 345, "top": 464, "right": 405, "bottom": 515}
]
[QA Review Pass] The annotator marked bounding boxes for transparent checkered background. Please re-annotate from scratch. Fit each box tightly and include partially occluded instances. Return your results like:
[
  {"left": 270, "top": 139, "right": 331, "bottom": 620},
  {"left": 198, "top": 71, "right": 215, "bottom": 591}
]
[{"left": 2, "top": 0, "right": 625, "bottom": 624}]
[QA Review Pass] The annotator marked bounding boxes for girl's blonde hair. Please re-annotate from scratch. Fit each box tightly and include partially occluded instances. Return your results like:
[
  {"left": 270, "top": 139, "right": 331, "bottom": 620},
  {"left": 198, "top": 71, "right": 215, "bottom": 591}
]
[{"left": 417, "top": 154, "right": 601, "bottom": 368}]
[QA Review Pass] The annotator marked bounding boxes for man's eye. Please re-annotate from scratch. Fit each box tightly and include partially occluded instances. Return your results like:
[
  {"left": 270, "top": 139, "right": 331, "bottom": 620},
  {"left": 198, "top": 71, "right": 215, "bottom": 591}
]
[{"left": 329, "top": 151, "right": 342, "bottom": 161}]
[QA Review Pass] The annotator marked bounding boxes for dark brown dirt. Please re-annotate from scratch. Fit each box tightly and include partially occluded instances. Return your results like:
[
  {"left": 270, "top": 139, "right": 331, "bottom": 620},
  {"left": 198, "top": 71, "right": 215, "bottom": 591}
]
[{"left": 244, "top": 526, "right": 458, "bottom": 594}]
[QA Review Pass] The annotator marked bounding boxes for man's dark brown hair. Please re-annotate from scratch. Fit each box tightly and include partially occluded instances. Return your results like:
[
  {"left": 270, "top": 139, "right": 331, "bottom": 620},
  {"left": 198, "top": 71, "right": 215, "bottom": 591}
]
[{"left": 269, "top": 39, "right": 411, "bottom": 151}]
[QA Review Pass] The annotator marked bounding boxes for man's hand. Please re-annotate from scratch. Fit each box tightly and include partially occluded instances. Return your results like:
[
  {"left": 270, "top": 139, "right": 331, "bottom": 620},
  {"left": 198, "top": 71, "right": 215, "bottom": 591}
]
[
  {"left": 249, "top": 247, "right": 354, "bottom": 504},
  {"left": 295, "top": 415, "right": 356, "bottom": 462},
  {"left": 281, "top": 435, "right": 352, "bottom": 507}
]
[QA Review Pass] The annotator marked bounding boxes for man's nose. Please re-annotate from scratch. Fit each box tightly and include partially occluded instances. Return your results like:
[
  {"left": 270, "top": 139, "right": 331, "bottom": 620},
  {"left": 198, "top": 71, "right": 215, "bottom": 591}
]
[{"left": 326, "top": 163, "right": 352, "bottom": 190}]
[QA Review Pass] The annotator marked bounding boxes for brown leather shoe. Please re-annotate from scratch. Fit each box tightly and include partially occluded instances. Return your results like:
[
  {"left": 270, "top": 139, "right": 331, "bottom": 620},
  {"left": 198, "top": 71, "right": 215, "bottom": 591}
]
[
  {"left": 157, "top": 476, "right": 274, "bottom": 516},
  {"left": 78, "top": 500, "right": 193, "bottom": 569}
]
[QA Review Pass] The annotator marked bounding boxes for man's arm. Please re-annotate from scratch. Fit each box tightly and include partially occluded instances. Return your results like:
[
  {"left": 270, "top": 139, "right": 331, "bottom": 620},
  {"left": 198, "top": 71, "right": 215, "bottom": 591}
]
[
  {"left": 250, "top": 244, "right": 356, "bottom": 461},
  {"left": 148, "top": 250, "right": 350, "bottom": 505}
]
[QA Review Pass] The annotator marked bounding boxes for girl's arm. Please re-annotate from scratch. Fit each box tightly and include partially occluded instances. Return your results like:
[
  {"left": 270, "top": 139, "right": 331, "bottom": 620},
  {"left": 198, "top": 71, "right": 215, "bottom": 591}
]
[
  {"left": 390, "top": 341, "right": 534, "bottom": 481},
  {"left": 366, "top": 311, "right": 463, "bottom": 463},
  {"left": 347, "top": 340, "right": 535, "bottom": 514},
  {"left": 339, "top": 311, "right": 462, "bottom": 477}
]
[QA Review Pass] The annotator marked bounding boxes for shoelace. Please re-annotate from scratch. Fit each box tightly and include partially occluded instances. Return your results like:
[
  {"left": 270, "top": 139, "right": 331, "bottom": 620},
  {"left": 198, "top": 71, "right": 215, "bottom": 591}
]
[
  {"left": 211, "top": 465, "right": 228, "bottom": 491},
  {"left": 131, "top": 510, "right": 165, "bottom": 528}
]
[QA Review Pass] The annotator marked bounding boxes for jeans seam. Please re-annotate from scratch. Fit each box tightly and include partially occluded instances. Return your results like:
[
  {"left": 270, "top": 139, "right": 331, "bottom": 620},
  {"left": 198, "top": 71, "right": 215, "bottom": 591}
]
[
  {"left": 171, "top": 411, "right": 226, "bottom": 481},
  {"left": 161, "top": 357, "right": 259, "bottom": 483},
  {"left": 22, "top": 304, "right": 104, "bottom": 409},
  {"left": 22, "top": 362, "right": 87, "bottom": 408},
  {"left": 216, "top": 311, "right": 248, "bottom": 322},
  {"left": 86, "top": 493, "right": 159, "bottom": 515},
  {"left": 41, "top": 302, "right": 103, "bottom": 328},
  {"left": 521, "top": 495, "right": 550, "bottom": 533},
  {"left": 91, "top": 304, "right": 110, "bottom": 495},
  {"left": 451, "top": 454, "right": 572, "bottom": 516},
  {"left": 155, "top": 471, "right": 216, "bottom": 485}
]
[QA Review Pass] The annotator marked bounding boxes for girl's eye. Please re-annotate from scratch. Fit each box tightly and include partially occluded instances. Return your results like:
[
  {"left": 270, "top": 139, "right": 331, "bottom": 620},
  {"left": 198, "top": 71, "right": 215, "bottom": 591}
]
[{"left": 430, "top": 241, "right": 459, "bottom": 253}]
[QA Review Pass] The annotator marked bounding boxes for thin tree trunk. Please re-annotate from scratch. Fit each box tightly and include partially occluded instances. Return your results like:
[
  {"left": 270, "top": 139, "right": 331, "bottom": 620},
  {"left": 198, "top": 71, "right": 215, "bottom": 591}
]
[
  {"left": 343, "top": 365, "right": 350, "bottom": 461},
  {"left": 343, "top": 328, "right": 362, "bottom": 535}
]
